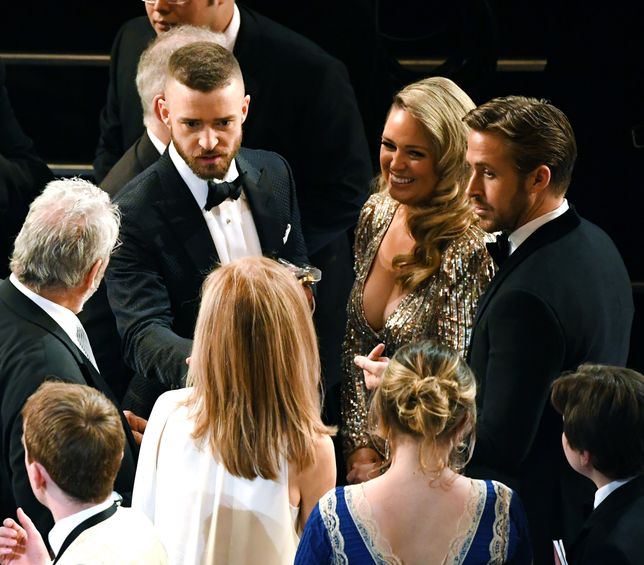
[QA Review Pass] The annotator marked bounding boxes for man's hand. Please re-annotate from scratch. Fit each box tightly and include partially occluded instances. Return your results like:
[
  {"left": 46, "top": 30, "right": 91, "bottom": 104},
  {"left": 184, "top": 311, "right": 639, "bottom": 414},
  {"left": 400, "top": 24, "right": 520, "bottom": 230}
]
[
  {"left": 123, "top": 410, "right": 147, "bottom": 445},
  {"left": 346, "top": 447, "right": 383, "bottom": 484},
  {"left": 354, "top": 343, "right": 390, "bottom": 390},
  {"left": 0, "top": 508, "right": 48, "bottom": 565}
]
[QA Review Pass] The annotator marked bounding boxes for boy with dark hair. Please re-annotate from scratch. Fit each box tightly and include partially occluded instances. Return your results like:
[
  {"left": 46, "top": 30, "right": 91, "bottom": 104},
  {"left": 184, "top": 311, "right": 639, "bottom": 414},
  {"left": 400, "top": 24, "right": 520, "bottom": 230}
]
[{"left": 551, "top": 364, "right": 644, "bottom": 565}]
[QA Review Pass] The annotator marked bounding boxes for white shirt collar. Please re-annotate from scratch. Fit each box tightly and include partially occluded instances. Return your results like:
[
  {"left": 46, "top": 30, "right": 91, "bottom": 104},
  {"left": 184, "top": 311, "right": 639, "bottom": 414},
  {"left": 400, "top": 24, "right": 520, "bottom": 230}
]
[
  {"left": 9, "top": 274, "right": 85, "bottom": 352},
  {"left": 508, "top": 199, "right": 569, "bottom": 255},
  {"left": 48, "top": 497, "right": 114, "bottom": 557},
  {"left": 146, "top": 127, "right": 167, "bottom": 155},
  {"left": 168, "top": 141, "right": 240, "bottom": 210},
  {"left": 593, "top": 476, "right": 637, "bottom": 509},
  {"left": 221, "top": 3, "right": 241, "bottom": 52}
]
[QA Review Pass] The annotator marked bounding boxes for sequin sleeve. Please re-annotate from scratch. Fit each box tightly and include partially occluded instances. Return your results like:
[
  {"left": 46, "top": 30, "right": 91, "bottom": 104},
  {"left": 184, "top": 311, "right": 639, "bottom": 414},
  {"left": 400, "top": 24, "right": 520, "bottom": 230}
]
[{"left": 434, "top": 226, "right": 496, "bottom": 358}]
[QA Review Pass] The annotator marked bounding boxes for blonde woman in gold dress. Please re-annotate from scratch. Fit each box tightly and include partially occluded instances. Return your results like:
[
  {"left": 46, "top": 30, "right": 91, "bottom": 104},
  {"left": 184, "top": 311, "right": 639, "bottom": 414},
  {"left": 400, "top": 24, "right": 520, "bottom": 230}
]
[{"left": 342, "top": 77, "right": 496, "bottom": 483}]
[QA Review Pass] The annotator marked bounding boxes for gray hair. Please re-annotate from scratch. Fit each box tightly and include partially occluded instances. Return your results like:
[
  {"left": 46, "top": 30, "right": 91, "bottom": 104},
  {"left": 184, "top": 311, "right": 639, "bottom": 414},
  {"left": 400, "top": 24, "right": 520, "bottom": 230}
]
[
  {"left": 10, "top": 178, "right": 120, "bottom": 292},
  {"left": 136, "top": 25, "right": 226, "bottom": 128}
]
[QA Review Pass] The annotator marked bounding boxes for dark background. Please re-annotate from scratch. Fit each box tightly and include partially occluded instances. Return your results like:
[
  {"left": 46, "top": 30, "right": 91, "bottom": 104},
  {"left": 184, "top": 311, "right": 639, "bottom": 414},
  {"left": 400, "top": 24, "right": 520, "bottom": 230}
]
[{"left": 1, "top": 0, "right": 642, "bottom": 367}]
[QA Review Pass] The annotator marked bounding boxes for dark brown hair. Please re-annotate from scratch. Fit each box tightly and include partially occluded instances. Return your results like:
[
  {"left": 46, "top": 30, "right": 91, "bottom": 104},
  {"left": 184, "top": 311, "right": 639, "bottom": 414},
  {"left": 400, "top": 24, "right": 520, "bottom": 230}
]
[{"left": 551, "top": 364, "right": 644, "bottom": 479}]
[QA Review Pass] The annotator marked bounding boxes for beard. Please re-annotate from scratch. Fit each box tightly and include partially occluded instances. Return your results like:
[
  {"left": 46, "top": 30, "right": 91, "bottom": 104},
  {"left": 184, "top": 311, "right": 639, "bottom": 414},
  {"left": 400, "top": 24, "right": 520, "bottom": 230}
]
[{"left": 173, "top": 132, "right": 242, "bottom": 180}]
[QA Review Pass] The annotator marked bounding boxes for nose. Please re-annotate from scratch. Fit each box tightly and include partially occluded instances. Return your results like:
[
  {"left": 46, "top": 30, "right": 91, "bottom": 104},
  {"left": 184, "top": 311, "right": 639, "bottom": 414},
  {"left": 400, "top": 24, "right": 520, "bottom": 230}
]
[
  {"left": 389, "top": 149, "right": 406, "bottom": 171},
  {"left": 149, "top": 0, "right": 170, "bottom": 12},
  {"left": 199, "top": 128, "right": 218, "bottom": 151},
  {"left": 465, "top": 170, "right": 480, "bottom": 197}
]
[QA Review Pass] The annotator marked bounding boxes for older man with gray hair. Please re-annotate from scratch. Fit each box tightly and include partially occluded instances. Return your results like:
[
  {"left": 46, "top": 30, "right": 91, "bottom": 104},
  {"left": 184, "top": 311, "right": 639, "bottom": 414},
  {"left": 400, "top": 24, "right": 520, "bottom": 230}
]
[
  {"left": 0, "top": 178, "right": 137, "bottom": 541},
  {"left": 100, "top": 25, "right": 225, "bottom": 196}
]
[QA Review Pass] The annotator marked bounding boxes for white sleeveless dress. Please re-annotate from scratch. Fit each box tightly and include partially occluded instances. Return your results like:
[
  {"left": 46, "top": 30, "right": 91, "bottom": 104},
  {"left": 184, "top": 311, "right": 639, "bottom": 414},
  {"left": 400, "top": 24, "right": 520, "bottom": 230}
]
[{"left": 133, "top": 388, "right": 299, "bottom": 565}]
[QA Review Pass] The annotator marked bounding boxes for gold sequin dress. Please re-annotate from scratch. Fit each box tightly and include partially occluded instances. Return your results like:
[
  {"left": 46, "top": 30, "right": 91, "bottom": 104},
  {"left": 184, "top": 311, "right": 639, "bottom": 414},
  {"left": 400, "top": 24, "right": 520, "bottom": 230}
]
[{"left": 341, "top": 192, "right": 496, "bottom": 454}]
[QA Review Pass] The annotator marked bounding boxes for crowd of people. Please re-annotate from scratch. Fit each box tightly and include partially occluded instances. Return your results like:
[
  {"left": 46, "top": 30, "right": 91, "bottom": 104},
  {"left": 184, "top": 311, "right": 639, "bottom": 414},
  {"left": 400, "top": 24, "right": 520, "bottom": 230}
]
[{"left": 0, "top": 1, "right": 641, "bottom": 564}]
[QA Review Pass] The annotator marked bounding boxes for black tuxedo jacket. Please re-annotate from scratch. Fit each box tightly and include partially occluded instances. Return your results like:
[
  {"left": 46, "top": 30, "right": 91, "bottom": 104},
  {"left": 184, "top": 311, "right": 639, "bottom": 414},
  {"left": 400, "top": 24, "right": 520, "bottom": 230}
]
[
  {"left": 466, "top": 207, "right": 633, "bottom": 562},
  {"left": 105, "top": 147, "right": 308, "bottom": 414},
  {"left": 567, "top": 475, "right": 644, "bottom": 565},
  {"left": 100, "top": 130, "right": 159, "bottom": 198},
  {"left": 0, "top": 280, "right": 137, "bottom": 538},
  {"left": 94, "top": 5, "right": 371, "bottom": 255}
]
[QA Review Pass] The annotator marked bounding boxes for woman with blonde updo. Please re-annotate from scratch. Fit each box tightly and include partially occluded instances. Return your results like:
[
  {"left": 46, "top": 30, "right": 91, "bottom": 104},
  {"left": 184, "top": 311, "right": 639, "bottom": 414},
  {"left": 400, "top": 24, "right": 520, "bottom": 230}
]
[
  {"left": 342, "top": 77, "right": 495, "bottom": 483},
  {"left": 297, "top": 341, "right": 532, "bottom": 564}
]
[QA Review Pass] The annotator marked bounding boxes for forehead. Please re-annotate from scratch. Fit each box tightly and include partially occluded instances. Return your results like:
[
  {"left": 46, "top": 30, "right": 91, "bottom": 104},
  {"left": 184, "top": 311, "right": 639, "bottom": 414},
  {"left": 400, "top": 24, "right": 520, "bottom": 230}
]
[
  {"left": 466, "top": 130, "right": 514, "bottom": 167},
  {"left": 383, "top": 107, "right": 431, "bottom": 146},
  {"left": 165, "top": 77, "right": 244, "bottom": 115}
]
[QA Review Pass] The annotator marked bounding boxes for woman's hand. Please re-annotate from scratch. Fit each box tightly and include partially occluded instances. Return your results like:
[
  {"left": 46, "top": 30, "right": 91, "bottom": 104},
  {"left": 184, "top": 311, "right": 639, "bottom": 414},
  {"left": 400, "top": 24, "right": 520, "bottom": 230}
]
[
  {"left": 354, "top": 343, "right": 390, "bottom": 390},
  {"left": 346, "top": 447, "right": 383, "bottom": 484}
]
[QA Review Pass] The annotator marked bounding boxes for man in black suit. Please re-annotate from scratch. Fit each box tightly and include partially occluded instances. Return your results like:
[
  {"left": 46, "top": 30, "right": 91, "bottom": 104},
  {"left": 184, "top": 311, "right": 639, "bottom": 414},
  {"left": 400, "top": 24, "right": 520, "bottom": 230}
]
[
  {"left": 0, "top": 178, "right": 137, "bottom": 539},
  {"left": 463, "top": 96, "right": 634, "bottom": 564},
  {"left": 95, "top": 1, "right": 372, "bottom": 411},
  {"left": 551, "top": 364, "right": 644, "bottom": 565},
  {"left": 106, "top": 42, "right": 309, "bottom": 417}
]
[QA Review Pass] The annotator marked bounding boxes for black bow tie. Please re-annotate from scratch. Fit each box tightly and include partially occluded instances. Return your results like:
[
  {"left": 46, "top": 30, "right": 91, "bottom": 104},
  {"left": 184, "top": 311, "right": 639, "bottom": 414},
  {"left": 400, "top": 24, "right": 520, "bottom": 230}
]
[
  {"left": 486, "top": 232, "right": 510, "bottom": 266},
  {"left": 205, "top": 172, "right": 246, "bottom": 210}
]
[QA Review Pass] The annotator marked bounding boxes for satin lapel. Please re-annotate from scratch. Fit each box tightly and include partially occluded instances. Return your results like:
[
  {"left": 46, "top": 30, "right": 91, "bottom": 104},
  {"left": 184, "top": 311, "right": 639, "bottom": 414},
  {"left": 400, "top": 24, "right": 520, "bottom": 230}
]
[
  {"left": 237, "top": 152, "right": 283, "bottom": 257},
  {"left": 473, "top": 207, "right": 582, "bottom": 326},
  {"left": 153, "top": 152, "right": 220, "bottom": 272}
]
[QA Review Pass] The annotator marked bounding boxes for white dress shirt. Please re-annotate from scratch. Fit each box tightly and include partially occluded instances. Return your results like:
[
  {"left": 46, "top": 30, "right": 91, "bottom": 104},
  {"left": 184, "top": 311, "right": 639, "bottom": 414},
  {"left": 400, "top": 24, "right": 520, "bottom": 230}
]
[
  {"left": 221, "top": 3, "right": 241, "bottom": 52},
  {"left": 508, "top": 199, "right": 569, "bottom": 255},
  {"left": 146, "top": 127, "right": 167, "bottom": 155},
  {"left": 168, "top": 143, "right": 262, "bottom": 265},
  {"left": 593, "top": 476, "right": 637, "bottom": 509}
]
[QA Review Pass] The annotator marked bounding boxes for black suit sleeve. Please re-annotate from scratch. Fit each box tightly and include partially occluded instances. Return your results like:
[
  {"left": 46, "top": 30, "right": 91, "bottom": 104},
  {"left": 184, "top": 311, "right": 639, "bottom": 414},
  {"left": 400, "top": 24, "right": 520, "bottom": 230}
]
[
  {"left": 93, "top": 26, "right": 128, "bottom": 182},
  {"left": 471, "top": 289, "right": 565, "bottom": 471},
  {"left": 105, "top": 218, "right": 192, "bottom": 391}
]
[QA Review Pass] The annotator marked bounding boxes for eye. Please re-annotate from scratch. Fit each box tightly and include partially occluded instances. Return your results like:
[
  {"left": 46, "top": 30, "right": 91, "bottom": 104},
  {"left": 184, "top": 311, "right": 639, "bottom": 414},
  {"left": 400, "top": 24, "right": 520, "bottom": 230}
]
[
  {"left": 409, "top": 150, "right": 425, "bottom": 158},
  {"left": 217, "top": 119, "right": 232, "bottom": 128},
  {"left": 183, "top": 120, "right": 200, "bottom": 129},
  {"left": 483, "top": 169, "right": 495, "bottom": 179},
  {"left": 381, "top": 140, "right": 395, "bottom": 151}
]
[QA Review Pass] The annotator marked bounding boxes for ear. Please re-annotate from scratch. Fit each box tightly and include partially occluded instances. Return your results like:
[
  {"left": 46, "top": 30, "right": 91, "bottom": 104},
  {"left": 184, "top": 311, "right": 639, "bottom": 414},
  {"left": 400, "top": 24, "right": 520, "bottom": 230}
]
[
  {"left": 241, "top": 94, "right": 250, "bottom": 124},
  {"left": 526, "top": 164, "right": 551, "bottom": 194},
  {"left": 26, "top": 460, "right": 49, "bottom": 492},
  {"left": 153, "top": 94, "right": 169, "bottom": 128},
  {"left": 158, "top": 95, "right": 171, "bottom": 127},
  {"left": 84, "top": 258, "right": 104, "bottom": 292}
]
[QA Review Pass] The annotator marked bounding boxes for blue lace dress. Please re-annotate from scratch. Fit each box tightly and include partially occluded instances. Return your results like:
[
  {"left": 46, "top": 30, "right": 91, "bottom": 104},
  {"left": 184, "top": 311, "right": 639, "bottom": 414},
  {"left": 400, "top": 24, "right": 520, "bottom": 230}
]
[{"left": 295, "top": 480, "right": 532, "bottom": 564}]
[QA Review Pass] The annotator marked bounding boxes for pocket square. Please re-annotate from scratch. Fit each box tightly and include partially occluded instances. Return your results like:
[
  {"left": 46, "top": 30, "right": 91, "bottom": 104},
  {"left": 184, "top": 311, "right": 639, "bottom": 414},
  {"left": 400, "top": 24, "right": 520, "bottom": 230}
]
[{"left": 282, "top": 223, "right": 291, "bottom": 244}]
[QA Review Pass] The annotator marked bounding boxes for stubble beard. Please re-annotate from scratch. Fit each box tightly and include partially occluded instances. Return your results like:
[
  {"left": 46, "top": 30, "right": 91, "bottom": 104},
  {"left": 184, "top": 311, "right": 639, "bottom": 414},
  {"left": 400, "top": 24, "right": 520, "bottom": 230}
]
[{"left": 173, "top": 132, "right": 243, "bottom": 181}]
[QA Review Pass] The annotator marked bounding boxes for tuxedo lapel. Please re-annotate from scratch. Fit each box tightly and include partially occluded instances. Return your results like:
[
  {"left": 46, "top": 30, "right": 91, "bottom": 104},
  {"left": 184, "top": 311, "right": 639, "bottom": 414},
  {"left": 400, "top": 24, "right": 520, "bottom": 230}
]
[
  {"left": 236, "top": 152, "right": 284, "bottom": 257},
  {"left": 153, "top": 152, "right": 220, "bottom": 273},
  {"left": 473, "top": 207, "right": 582, "bottom": 325}
]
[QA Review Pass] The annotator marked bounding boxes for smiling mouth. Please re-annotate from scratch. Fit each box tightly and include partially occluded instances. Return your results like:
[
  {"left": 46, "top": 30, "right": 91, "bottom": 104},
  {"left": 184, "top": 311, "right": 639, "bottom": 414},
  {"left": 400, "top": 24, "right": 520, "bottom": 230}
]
[{"left": 390, "top": 174, "right": 413, "bottom": 185}]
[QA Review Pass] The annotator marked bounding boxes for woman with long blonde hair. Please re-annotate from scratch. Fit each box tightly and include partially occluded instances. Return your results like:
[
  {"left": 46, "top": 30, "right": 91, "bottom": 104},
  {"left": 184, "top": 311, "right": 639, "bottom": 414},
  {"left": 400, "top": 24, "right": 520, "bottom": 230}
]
[
  {"left": 342, "top": 77, "right": 495, "bottom": 483},
  {"left": 298, "top": 341, "right": 532, "bottom": 564},
  {"left": 132, "top": 257, "right": 335, "bottom": 564}
]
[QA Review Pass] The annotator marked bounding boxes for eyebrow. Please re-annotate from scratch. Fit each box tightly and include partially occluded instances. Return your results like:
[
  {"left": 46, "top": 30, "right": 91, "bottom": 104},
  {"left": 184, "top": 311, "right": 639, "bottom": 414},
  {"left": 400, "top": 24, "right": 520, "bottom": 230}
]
[{"left": 381, "top": 136, "right": 430, "bottom": 151}]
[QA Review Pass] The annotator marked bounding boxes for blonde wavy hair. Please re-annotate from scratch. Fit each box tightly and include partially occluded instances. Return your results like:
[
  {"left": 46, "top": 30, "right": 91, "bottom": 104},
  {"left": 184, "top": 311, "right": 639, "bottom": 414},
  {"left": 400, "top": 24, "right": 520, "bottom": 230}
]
[
  {"left": 186, "top": 257, "right": 331, "bottom": 480},
  {"left": 378, "top": 77, "right": 478, "bottom": 290},
  {"left": 369, "top": 340, "right": 476, "bottom": 475}
]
